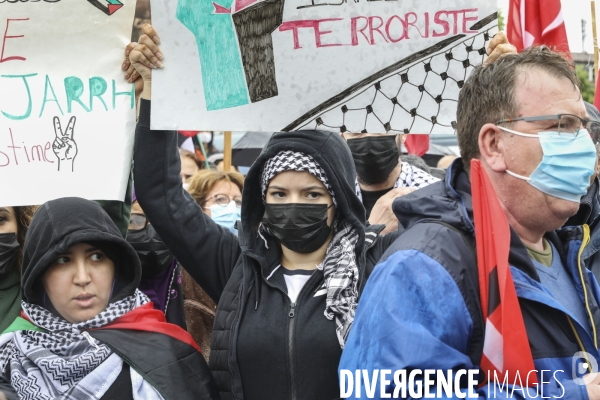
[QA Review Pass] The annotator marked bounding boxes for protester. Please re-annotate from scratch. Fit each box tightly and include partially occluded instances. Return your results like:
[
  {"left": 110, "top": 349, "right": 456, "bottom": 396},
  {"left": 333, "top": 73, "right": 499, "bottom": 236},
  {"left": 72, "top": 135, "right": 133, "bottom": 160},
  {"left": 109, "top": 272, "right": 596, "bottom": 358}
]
[
  {"left": 565, "top": 102, "right": 600, "bottom": 281},
  {"left": 128, "top": 25, "right": 399, "bottom": 399},
  {"left": 343, "top": 132, "right": 438, "bottom": 234},
  {"left": 180, "top": 149, "right": 204, "bottom": 186},
  {"left": 0, "top": 206, "right": 36, "bottom": 334},
  {"left": 340, "top": 46, "right": 600, "bottom": 398},
  {"left": 181, "top": 169, "right": 244, "bottom": 358},
  {"left": 0, "top": 197, "right": 218, "bottom": 399},
  {"left": 188, "top": 169, "right": 244, "bottom": 234},
  {"left": 126, "top": 189, "right": 186, "bottom": 328}
]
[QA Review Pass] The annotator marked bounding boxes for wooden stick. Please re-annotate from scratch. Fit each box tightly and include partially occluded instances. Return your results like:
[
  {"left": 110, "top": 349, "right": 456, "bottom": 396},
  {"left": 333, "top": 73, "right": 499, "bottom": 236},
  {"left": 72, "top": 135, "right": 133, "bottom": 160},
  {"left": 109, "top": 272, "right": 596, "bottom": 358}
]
[
  {"left": 223, "top": 131, "right": 232, "bottom": 172},
  {"left": 593, "top": 1, "right": 599, "bottom": 82}
]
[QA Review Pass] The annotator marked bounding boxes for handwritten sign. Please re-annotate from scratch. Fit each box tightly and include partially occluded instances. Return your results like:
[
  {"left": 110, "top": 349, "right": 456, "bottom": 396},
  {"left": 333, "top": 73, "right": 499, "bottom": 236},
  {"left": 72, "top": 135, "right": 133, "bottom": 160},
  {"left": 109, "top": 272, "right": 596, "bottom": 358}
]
[
  {"left": 150, "top": 0, "right": 496, "bottom": 133},
  {"left": 0, "top": 0, "right": 135, "bottom": 206}
]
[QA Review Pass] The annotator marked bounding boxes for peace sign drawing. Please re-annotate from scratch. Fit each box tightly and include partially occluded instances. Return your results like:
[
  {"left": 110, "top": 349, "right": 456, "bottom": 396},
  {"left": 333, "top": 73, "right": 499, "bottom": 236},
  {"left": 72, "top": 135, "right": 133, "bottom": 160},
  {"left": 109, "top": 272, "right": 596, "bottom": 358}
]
[{"left": 52, "top": 116, "right": 78, "bottom": 172}]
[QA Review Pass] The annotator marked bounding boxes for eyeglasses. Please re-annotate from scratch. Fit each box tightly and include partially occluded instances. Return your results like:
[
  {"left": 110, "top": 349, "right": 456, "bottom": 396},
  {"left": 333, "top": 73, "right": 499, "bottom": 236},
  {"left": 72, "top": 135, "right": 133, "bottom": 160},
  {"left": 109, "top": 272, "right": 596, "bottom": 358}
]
[
  {"left": 203, "top": 194, "right": 242, "bottom": 208},
  {"left": 495, "top": 114, "right": 600, "bottom": 141},
  {"left": 129, "top": 213, "right": 148, "bottom": 231}
]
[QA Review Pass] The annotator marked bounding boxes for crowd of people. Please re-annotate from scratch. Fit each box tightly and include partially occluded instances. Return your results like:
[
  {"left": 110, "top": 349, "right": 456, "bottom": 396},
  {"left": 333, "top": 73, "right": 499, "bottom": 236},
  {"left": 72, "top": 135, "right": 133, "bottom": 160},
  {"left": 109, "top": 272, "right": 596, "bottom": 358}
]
[{"left": 2, "top": 21, "right": 600, "bottom": 400}]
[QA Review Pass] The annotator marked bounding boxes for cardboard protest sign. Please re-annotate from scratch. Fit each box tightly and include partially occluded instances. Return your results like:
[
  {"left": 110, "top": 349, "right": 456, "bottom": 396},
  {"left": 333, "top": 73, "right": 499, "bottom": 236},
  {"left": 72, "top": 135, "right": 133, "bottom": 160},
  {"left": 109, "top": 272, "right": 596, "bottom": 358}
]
[
  {"left": 150, "top": 0, "right": 497, "bottom": 133},
  {"left": 0, "top": 1, "right": 136, "bottom": 206}
]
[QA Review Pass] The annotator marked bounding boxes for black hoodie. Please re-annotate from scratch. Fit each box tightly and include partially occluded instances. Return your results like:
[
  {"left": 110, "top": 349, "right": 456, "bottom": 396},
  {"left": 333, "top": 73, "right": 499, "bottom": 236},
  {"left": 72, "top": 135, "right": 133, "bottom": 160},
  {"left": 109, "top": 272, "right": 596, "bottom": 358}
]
[
  {"left": 22, "top": 197, "right": 141, "bottom": 305},
  {"left": 18, "top": 197, "right": 218, "bottom": 400},
  {"left": 133, "top": 100, "right": 398, "bottom": 400}
]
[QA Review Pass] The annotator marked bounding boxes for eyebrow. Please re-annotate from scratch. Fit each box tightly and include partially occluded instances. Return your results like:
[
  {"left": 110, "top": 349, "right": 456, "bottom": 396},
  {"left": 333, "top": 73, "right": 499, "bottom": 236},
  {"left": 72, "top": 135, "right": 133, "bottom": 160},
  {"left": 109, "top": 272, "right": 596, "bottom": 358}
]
[{"left": 0, "top": 207, "right": 11, "bottom": 213}]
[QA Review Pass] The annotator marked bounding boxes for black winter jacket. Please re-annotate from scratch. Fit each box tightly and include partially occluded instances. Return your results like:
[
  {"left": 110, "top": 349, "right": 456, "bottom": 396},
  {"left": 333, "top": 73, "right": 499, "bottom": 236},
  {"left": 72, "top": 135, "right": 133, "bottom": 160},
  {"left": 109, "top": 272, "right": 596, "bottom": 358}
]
[{"left": 133, "top": 100, "right": 398, "bottom": 400}]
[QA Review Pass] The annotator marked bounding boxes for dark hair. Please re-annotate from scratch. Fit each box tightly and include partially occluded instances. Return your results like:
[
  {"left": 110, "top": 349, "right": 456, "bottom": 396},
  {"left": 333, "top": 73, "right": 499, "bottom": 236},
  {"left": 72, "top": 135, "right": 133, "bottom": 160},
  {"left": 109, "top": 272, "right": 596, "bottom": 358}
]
[
  {"left": 456, "top": 46, "right": 579, "bottom": 173},
  {"left": 14, "top": 206, "right": 37, "bottom": 269}
]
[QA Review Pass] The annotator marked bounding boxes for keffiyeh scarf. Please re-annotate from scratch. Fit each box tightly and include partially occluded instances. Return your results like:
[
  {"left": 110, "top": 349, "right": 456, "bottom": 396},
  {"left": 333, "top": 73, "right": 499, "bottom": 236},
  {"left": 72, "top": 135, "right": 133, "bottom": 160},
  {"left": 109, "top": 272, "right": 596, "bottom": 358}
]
[
  {"left": 261, "top": 151, "right": 359, "bottom": 348},
  {"left": 0, "top": 290, "right": 149, "bottom": 400}
]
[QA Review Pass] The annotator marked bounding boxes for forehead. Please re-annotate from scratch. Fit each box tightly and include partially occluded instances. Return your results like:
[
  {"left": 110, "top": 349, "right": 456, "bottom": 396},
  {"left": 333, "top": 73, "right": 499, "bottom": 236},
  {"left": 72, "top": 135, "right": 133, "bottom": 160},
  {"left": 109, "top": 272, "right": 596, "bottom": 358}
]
[
  {"left": 268, "top": 170, "right": 325, "bottom": 189},
  {"left": 209, "top": 180, "right": 239, "bottom": 195},
  {"left": 514, "top": 68, "right": 585, "bottom": 117}
]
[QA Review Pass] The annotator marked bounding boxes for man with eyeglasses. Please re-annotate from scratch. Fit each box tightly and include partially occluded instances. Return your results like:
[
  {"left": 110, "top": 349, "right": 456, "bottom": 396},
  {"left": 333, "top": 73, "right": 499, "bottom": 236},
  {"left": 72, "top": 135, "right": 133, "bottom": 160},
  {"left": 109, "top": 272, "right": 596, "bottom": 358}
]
[{"left": 341, "top": 46, "right": 600, "bottom": 398}]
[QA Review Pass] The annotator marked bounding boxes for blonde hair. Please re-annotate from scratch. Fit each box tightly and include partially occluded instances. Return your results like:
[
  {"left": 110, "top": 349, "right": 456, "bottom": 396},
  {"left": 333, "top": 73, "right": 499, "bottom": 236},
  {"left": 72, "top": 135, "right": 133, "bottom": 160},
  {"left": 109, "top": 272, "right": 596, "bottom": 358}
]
[{"left": 188, "top": 170, "right": 245, "bottom": 207}]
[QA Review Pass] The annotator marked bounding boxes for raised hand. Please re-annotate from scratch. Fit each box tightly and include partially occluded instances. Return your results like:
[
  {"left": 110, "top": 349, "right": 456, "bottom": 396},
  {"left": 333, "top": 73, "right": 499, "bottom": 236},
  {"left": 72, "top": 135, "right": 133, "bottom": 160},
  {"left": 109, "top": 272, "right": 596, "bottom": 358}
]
[
  {"left": 129, "top": 24, "right": 163, "bottom": 83},
  {"left": 52, "top": 116, "right": 78, "bottom": 172},
  {"left": 484, "top": 32, "right": 517, "bottom": 65}
]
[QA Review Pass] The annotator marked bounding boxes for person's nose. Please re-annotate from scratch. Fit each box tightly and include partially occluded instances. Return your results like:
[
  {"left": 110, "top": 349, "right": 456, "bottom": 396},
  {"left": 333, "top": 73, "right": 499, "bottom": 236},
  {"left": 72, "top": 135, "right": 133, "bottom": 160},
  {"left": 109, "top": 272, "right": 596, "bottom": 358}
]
[{"left": 73, "top": 260, "right": 92, "bottom": 288}]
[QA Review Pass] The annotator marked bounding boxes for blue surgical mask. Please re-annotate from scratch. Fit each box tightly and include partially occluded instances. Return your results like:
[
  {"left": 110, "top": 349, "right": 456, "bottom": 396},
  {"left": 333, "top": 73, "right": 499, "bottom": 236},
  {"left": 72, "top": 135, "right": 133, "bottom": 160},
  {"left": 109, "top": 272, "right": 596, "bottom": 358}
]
[
  {"left": 210, "top": 201, "right": 241, "bottom": 234},
  {"left": 498, "top": 127, "right": 597, "bottom": 202}
]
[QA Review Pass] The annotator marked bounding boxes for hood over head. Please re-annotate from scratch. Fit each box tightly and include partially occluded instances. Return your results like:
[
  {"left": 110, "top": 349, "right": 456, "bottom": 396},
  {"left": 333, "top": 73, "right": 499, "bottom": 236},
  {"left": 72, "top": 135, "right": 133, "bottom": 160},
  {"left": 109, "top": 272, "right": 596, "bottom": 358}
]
[
  {"left": 21, "top": 197, "right": 141, "bottom": 305},
  {"left": 241, "top": 130, "right": 366, "bottom": 254}
]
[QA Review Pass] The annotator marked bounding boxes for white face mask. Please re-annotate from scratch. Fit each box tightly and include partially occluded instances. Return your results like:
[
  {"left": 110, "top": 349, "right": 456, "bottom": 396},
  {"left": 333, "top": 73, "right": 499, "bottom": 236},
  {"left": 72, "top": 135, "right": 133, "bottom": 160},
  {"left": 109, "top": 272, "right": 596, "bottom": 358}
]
[{"left": 183, "top": 183, "right": 190, "bottom": 191}]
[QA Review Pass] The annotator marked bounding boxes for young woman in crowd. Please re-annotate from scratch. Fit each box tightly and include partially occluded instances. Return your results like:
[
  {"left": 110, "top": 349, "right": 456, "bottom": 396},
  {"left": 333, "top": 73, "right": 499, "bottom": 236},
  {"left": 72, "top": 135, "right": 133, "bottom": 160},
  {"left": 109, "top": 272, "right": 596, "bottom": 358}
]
[
  {"left": 0, "top": 197, "right": 218, "bottom": 400},
  {"left": 0, "top": 206, "right": 36, "bottom": 334},
  {"left": 181, "top": 169, "right": 244, "bottom": 358},
  {"left": 129, "top": 26, "right": 398, "bottom": 400}
]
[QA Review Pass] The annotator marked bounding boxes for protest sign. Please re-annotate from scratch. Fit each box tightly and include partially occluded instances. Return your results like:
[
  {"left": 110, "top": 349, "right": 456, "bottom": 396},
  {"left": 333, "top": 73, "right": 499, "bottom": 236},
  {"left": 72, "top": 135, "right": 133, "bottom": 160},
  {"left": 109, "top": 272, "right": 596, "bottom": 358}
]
[
  {"left": 0, "top": 0, "right": 136, "bottom": 206},
  {"left": 150, "top": 0, "right": 497, "bottom": 133}
]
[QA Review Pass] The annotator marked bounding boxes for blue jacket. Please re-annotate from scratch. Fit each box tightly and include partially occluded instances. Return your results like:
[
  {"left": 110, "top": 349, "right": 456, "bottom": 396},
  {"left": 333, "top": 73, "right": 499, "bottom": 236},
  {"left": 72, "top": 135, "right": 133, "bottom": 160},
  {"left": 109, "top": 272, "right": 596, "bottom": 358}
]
[
  {"left": 567, "top": 178, "right": 600, "bottom": 282},
  {"left": 340, "top": 159, "right": 600, "bottom": 399}
]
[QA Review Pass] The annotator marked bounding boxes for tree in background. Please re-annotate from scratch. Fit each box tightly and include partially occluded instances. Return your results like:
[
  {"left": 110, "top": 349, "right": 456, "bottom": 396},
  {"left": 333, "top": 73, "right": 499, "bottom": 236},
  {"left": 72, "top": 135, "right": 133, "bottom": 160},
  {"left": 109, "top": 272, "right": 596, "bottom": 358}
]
[
  {"left": 498, "top": 9, "right": 505, "bottom": 31},
  {"left": 577, "top": 64, "right": 596, "bottom": 104}
]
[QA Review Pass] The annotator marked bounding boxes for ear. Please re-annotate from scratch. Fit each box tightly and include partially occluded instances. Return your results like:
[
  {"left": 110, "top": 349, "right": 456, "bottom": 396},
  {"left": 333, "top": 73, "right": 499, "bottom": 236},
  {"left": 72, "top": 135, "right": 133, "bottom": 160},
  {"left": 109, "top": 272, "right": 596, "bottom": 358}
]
[{"left": 478, "top": 123, "right": 507, "bottom": 173}]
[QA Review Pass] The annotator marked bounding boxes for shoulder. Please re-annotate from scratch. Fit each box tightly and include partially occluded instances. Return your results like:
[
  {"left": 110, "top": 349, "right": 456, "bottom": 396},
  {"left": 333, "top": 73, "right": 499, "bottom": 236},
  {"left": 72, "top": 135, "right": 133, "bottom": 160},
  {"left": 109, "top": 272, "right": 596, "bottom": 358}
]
[{"left": 398, "top": 162, "right": 441, "bottom": 188}]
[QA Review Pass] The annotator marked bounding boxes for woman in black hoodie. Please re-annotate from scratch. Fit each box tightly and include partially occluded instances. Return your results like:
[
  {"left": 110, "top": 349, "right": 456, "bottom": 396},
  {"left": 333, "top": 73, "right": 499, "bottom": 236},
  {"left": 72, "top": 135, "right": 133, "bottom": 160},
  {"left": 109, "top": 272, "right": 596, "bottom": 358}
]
[
  {"left": 129, "top": 30, "right": 398, "bottom": 400},
  {"left": 0, "top": 198, "right": 218, "bottom": 400}
]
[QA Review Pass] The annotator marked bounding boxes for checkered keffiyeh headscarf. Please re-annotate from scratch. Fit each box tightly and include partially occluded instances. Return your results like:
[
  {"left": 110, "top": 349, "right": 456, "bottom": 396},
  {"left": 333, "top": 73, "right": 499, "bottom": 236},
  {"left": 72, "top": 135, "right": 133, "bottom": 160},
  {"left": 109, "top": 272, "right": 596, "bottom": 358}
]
[
  {"left": 260, "top": 150, "right": 359, "bottom": 348},
  {"left": 260, "top": 151, "right": 337, "bottom": 206}
]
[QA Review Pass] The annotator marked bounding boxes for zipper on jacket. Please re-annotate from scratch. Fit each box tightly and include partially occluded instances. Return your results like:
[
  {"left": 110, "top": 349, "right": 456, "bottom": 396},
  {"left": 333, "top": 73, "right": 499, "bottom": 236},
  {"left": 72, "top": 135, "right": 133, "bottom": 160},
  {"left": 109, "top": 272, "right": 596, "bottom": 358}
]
[
  {"left": 575, "top": 225, "right": 597, "bottom": 349},
  {"left": 567, "top": 316, "right": 593, "bottom": 374},
  {"left": 288, "top": 301, "right": 297, "bottom": 400}
]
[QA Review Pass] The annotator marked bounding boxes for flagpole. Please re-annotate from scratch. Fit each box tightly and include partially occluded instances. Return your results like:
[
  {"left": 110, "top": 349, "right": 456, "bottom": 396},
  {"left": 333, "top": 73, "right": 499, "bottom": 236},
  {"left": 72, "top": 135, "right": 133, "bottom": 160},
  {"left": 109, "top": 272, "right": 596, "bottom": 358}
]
[
  {"left": 223, "top": 131, "right": 232, "bottom": 172},
  {"left": 593, "top": 1, "right": 599, "bottom": 82}
]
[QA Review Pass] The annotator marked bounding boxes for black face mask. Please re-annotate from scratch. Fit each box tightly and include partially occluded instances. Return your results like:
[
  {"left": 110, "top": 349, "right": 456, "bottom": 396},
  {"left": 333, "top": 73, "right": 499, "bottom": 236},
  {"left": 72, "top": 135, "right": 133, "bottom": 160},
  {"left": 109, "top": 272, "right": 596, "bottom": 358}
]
[
  {"left": 126, "top": 225, "right": 174, "bottom": 277},
  {"left": 0, "top": 233, "right": 19, "bottom": 276},
  {"left": 347, "top": 135, "right": 399, "bottom": 185},
  {"left": 263, "top": 203, "right": 333, "bottom": 254}
]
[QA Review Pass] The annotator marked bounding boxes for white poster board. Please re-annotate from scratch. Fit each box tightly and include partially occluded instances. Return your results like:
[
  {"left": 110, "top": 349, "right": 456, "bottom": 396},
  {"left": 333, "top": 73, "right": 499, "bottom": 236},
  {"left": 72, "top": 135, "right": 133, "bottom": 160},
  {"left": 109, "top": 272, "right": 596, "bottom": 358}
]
[
  {"left": 150, "top": 0, "right": 497, "bottom": 133},
  {"left": 0, "top": 0, "right": 136, "bottom": 206}
]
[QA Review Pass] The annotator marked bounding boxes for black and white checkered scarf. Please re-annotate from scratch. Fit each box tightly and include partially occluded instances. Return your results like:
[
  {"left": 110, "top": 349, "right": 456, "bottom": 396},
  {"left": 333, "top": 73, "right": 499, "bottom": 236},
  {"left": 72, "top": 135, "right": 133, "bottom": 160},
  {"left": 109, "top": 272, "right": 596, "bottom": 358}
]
[
  {"left": 0, "top": 290, "right": 149, "bottom": 400},
  {"left": 261, "top": 151, "right": 359, "bottom": 348}
]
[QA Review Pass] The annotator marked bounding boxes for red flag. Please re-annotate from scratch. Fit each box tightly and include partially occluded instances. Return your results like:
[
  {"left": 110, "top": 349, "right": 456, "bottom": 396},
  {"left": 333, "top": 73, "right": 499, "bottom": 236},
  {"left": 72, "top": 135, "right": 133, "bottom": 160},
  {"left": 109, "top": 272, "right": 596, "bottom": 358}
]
[
  {"left": 470, "top": 159, "right": 537, "bottom": 386},
  {"left": 507, "top": 0, "right": 570, "bottom": 54},
  {"left": 404, "top": 134, "right": 429, "bottom": 157}
]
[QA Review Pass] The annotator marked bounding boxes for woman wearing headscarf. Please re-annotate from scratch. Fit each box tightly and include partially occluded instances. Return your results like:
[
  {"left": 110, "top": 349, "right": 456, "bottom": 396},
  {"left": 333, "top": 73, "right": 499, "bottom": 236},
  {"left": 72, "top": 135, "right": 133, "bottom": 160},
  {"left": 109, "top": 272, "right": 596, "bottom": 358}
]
[
  {"left": 0, "top": 206, "right": 37, "bottom": 334},
  {"left": 129, "top": 28, "right": 398, "bottom": 400},
  {"left": 0, "top": 198, "right": 218, "bottom": 400}
]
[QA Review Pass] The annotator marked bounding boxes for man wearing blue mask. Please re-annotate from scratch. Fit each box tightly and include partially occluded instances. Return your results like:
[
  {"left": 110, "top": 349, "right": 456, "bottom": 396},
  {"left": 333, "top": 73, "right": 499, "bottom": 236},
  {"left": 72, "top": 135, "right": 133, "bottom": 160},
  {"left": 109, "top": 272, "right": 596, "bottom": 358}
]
[{"left": 341, "top": 46, "right": 600, "bottom": 399}]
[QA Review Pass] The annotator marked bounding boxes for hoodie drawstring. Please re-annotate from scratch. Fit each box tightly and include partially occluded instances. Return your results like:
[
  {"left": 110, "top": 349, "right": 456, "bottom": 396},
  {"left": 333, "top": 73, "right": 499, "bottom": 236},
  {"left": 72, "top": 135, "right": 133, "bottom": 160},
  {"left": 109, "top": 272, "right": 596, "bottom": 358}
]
[{"left": 80, "top": 330, "right": 101, "bottom": 352}]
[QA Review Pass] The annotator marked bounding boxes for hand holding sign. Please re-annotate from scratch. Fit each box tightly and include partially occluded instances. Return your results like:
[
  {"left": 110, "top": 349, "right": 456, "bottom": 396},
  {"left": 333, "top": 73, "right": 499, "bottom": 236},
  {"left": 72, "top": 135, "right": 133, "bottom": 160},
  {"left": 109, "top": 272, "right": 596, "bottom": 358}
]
[{"left": 52, "top": 116, "right": 78, "bottom": 172}]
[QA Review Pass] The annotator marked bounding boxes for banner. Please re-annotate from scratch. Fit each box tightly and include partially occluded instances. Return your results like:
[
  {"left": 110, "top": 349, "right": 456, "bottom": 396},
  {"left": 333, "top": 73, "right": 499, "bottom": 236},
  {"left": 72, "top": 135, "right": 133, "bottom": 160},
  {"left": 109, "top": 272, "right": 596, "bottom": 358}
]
[
  {"left": 0, "top": 0, "right": 136, "bottom": 206},
  {"left": 150, "top": 0, "right": 497, "bottom": 133}
]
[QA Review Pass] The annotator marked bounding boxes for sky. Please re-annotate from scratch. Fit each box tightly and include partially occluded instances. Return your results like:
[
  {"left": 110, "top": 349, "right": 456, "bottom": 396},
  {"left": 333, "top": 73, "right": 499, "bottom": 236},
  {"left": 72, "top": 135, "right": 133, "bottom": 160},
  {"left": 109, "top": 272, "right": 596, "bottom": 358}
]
[{"left": 497, "top": 0, "right": 597, "bottom": 54}]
